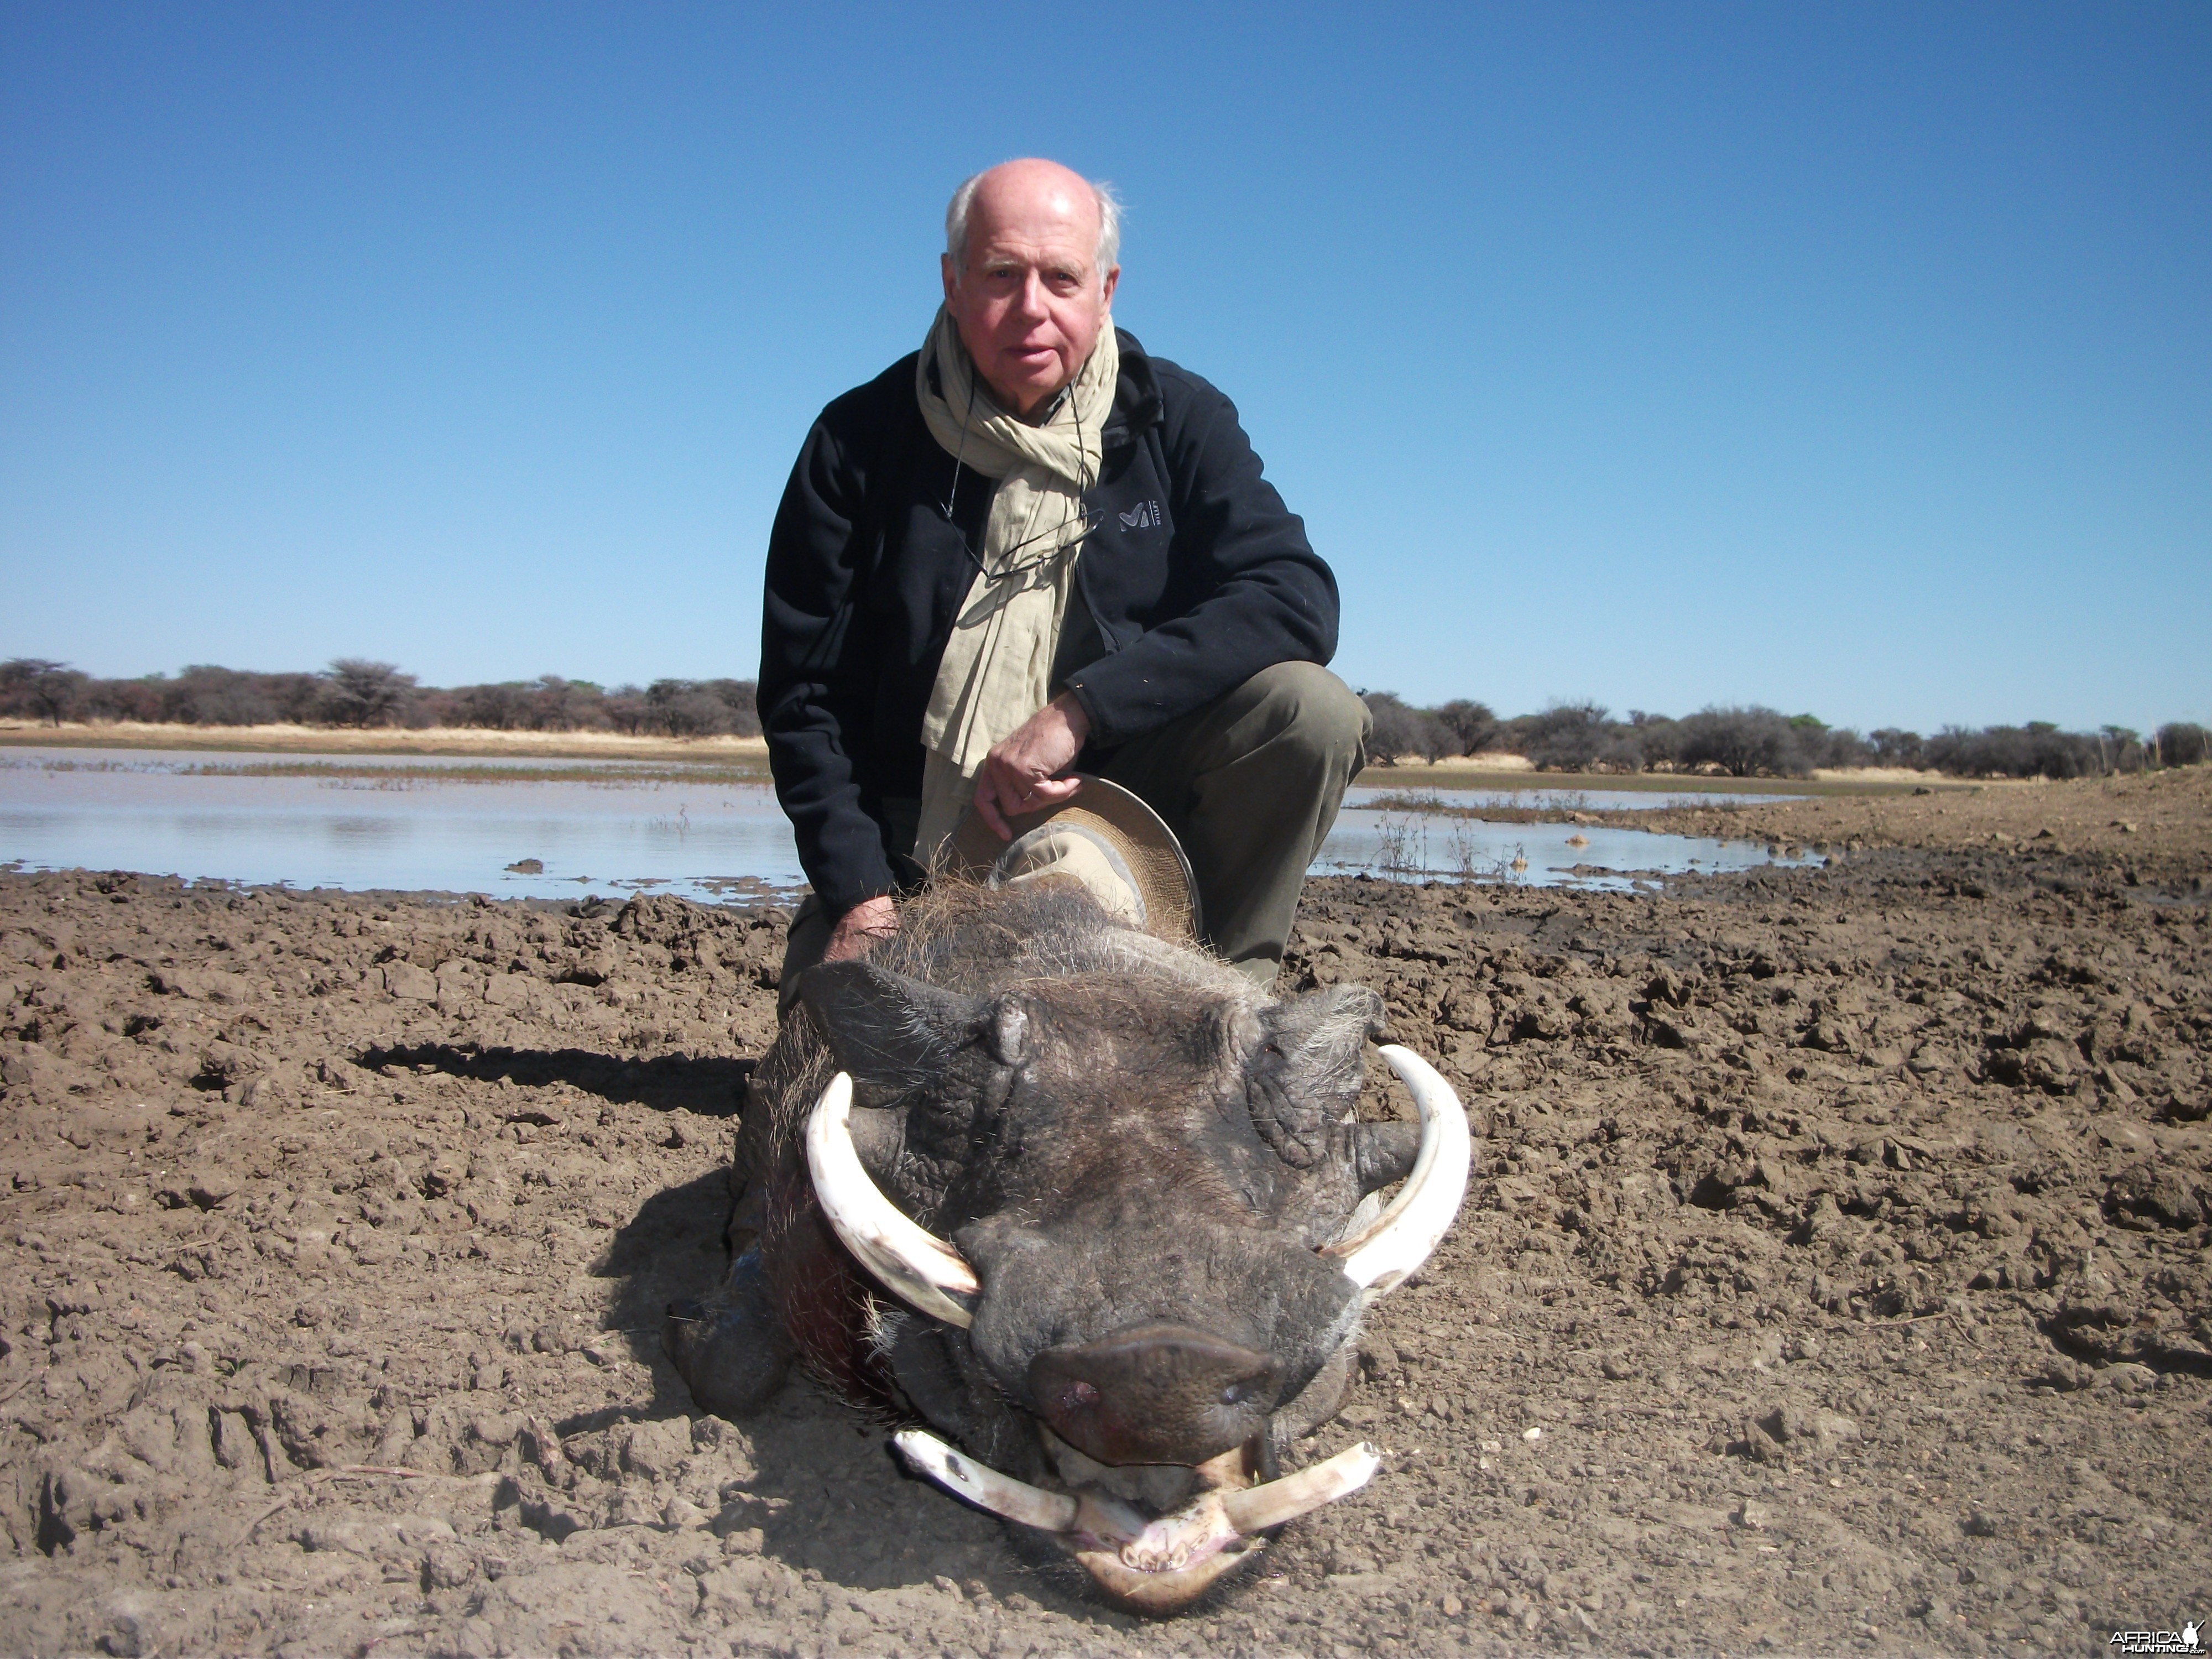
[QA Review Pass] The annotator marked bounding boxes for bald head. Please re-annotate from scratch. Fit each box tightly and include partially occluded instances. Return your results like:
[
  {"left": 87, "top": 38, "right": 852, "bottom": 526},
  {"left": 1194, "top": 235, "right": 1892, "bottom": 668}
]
[
  {"left": 947, "top": 159, "right": 1122, "bottom": 275},
  {"left": 940, "top": 159, "right": 1124, "bottom": 418}
]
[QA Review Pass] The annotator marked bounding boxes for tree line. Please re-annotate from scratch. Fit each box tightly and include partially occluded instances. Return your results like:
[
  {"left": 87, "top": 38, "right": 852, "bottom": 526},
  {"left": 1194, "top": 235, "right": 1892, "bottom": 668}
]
[
  {"left": 1358, "top": 692, "right": 2207, "bottom": 779},
  {"left": 2, "top": 656, "right": 2203, "bottom": 779},
  {"left": 0, "top": 659, "right": 763, "bottom": 739}
]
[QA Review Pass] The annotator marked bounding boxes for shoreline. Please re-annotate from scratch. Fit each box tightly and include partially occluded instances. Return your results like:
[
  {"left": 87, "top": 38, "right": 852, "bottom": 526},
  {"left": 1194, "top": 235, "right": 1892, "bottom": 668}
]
[
  {"left": 6, "top": 719, "right": 1976, "bottom": 796},
  {"left": 0, "top": 719, "right": 774, "bottom": 765}
]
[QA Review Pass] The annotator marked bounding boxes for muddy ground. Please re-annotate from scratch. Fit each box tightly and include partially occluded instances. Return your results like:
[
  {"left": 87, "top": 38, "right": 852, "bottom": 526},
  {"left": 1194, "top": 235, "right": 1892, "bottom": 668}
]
[{"left": 2, "top": 769, "right": 2207, "bottom": 1657}]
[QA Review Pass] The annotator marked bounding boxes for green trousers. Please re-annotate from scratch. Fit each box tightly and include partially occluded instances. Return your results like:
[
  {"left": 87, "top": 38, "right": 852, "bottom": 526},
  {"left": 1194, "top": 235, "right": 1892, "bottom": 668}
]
[{"left": 781, "top": 661, "right": 1370, "bottom": 999}]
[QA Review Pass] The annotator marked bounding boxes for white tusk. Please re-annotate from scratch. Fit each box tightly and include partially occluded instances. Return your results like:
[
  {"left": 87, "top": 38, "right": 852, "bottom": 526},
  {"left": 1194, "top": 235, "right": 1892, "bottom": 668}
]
[
  {"left": 898, "top": 1429, "right": 1379, "bottom": 1556},
  {"left": 1320, "top": 1044, "right": 1472, "bottom": 1293},
  {"left": 806, "top": 1073, "right": 980, "bottom": 1327},
  {"left": 1221, "top": 1441, "right": 1380, "bottom": 1532},
  {"left": 893, "top": 1430, "right": 1078, "bottom": 1533}
]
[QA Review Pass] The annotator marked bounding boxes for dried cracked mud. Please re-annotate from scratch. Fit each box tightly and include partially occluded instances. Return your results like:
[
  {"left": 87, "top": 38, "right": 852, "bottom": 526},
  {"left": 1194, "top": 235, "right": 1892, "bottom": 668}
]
[{"left": 2, "top": 767, "right": 2208, "bottom": 1657}]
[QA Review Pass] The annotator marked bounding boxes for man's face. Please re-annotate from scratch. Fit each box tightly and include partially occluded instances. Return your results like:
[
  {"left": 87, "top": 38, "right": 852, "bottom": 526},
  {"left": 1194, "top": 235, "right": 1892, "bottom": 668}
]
[{"left": 942, "top": 163, "right": 1120, "bottom": 419}]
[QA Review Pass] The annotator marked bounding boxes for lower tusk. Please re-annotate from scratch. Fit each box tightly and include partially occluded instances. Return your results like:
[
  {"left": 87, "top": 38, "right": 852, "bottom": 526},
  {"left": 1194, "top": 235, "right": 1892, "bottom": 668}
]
[
  {"left": 893, "top": 1430, "right": 1077, "bottom": 1533},
  {"left": 1221, "top": 1441, "right": 1381, "bottom": 1532},
  {"left": 1321, "top": 1044, "right": 1472, "bottom": 1293},
  {"left": 898, "top": 1427, "right": 1380, "bottom": 1564}
]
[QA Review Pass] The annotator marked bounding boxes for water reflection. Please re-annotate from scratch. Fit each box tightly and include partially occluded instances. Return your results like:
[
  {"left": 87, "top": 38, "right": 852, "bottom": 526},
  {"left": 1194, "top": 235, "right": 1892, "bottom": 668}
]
[
  {"left": 1, "top": 748, "right": 1815, "bottom": 901},
  {"left": 1342, "top": 784, "right": 1802, "bottom": 813},
  {"left": 1323, "top": 805, "right": 1817, "bottom": 892},
  {"left": 0, "top": 748, "right": 807, "bottom": 903}
]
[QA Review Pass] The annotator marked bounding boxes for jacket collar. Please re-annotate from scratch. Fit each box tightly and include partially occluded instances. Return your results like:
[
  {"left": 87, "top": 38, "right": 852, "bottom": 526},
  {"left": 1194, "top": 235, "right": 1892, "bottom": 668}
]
[{"left": 1103, "top": 328, "right": 1162, "bottom": 448}]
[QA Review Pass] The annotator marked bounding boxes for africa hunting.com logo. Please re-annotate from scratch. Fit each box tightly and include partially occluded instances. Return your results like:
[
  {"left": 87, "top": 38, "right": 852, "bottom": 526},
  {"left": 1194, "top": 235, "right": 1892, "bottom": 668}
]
[{"left": 2110, "top": 1621, "right": 2201, "bottom": 1655}]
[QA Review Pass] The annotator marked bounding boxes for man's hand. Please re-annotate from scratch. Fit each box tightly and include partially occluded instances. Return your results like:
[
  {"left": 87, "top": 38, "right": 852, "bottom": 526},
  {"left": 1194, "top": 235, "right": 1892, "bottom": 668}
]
[
  {"left": 822, "top": 894, "right": 899, "bottom": 962},
  {"left": 972, "top": 694, "right": 1092, "bottom": 839}
]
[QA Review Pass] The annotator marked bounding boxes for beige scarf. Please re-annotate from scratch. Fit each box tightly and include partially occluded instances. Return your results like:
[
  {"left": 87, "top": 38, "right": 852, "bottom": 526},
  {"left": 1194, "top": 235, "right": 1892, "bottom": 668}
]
[{"left": 912, "top": 306, "right": 1119, "bottom": 864}]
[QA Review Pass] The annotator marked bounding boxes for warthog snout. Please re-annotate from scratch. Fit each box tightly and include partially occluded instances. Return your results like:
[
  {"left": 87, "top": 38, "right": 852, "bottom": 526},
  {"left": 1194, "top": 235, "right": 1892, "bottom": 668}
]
[{"left": 1031, "top": 1322, "right": 1279, "bottom": 1466}]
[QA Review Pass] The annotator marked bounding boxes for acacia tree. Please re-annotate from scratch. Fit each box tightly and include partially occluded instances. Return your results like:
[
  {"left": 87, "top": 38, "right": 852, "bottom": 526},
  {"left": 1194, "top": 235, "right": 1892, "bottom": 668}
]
[
  {"left": 321, "top": 659, "right": 415, "bottom": 727},
  {"left": 0, "top": 658, "right": 88, "bottom": 726},
  {"left": 1433, "top": 699, "right": 1498, "bottom": 758}
]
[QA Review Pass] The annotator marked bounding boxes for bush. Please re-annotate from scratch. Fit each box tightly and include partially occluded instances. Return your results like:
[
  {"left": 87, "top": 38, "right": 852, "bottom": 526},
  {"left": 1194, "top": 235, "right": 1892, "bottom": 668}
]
[
  {"left": 2099, "top": 727, "right": 2148, "bottom": 774},
  {"left": 603, "top": 688, "right": 653, "bottom": 735},
  {"left": 1620, "top": 711, "right": 1670, "bottom": 757},
  {"left": 2157, "top": 722, "right": 2209, "bottom": 768},
  {"left": 1867, "top": 728, "right": 1924, "bottom": 767},
  {"left": 1359, "top": 691, "right": 1445, "bottom": 765},
  {"left": 425, "top": 674, "right": 613, "bottom": 732},
  {"left": 698, "top": 679, "right": 762, "bottom": 738},
  {"left": 1590, "top": 729, "right": 1650, "bottom": 771},
  {"left": 1922, "top": 723, "right": 2116, "bottom": 779},
  {"left": 528, "top": 676, "right": 608, "bottom": 732},
  {"left": 1415, "top": 718, "right": 1460, "bottom": 764},
  {"left": 164, "top": 665, "right": 276, "bottom": 725},
  {"left": 1672, "top": 706, "right": 1813, "bottom": 779},
  {"left": 1810, "top": 724, "right": 1872, "bottom": 769},
  {"left": 453, "top": 681, "right": 532, "bottom": 730},
  {"left": 87, "top": 676, "right": 167, "bottom": 722},
  {"left": 1509, "top": 703, "right": 1613, "bottom": 771}
]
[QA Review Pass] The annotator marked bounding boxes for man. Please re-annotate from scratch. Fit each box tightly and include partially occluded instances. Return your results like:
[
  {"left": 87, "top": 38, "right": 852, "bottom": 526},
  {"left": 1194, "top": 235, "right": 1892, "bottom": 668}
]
[{"left": 759, "top": 158, "right": 1368, "bottom": 992}]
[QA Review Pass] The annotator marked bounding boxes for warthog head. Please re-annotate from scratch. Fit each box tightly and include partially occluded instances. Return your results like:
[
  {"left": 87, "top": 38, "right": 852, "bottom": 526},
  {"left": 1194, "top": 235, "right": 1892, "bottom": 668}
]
[{"left": 674, "top": 883, "right": 1470, "bottom": 1613}]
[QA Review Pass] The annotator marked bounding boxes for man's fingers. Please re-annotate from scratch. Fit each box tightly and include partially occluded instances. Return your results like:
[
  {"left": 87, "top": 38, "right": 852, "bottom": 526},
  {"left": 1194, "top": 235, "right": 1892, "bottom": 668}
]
[
  {"left": 974, "top": 762, "right": 1080, "bottom": 843},
  {"left": 973, "top": 775, "right": 1013, "bottom": 841},
  {"left": 822, "top": 895, "right": 899, "bottom": 963}
]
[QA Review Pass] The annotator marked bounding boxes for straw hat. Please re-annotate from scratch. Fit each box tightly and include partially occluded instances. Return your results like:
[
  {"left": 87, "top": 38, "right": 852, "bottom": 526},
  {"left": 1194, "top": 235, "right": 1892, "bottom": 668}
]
[{"left": 946, "top": 775, "right": 1201, "bottom": 945}]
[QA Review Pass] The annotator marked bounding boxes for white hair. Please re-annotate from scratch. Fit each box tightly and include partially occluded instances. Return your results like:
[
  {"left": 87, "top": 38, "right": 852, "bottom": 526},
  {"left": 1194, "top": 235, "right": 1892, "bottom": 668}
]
[{"left": 945, "top": 165, "right": 1123, "bottom": 278}]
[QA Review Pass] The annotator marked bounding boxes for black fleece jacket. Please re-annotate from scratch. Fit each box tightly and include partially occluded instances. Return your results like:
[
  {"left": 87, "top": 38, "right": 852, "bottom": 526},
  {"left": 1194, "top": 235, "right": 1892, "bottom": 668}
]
[{"left": 759, "top": 329, "right": 1340, "bottom": 919}]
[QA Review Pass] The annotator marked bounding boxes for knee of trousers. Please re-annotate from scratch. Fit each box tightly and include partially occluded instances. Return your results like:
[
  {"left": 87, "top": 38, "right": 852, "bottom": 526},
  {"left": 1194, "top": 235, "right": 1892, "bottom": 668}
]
[{"left": 1240, "top": 661, "right": 1372, "bottom": 766}]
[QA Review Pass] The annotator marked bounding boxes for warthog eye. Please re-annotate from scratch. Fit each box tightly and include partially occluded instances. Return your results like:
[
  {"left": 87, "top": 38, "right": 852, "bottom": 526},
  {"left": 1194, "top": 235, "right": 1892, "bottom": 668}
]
[
  {"left": 1220, "top": 1381, "right": 1253, "bottom": 1406},
  {"left": 1055, "top": 1379, "right": 1099, "bottom": 1413}
]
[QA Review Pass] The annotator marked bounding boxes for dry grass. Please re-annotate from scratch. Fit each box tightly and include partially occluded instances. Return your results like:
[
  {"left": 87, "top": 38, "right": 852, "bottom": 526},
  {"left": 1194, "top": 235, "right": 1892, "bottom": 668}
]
[{"left": 0, "top": 719, "right": 770, "bottom": 766}]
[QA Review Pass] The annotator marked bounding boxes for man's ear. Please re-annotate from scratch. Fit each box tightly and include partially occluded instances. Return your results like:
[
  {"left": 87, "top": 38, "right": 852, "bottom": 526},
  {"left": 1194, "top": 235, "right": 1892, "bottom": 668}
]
[
  {"left": 795, "top": 959, "right": 981, "bottom": 1090},
  {"left": 1099, "top": 263, "right": 1119, "bottom": 310},
  {"left": 941, "top": 251, "right": 959, "bottom": 307}
]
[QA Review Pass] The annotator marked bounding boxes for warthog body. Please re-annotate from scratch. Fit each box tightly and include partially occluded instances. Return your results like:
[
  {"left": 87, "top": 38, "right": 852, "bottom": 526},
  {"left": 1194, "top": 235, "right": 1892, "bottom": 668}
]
[{"left": 667, "top": 881, "right": 1467, "bottom": 1610}]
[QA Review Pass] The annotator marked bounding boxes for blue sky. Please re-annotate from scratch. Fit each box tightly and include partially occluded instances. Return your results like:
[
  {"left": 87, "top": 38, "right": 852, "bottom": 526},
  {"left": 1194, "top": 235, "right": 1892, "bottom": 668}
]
[{"left": 3, "top": 2, "right": 2205, "bottom": 734}]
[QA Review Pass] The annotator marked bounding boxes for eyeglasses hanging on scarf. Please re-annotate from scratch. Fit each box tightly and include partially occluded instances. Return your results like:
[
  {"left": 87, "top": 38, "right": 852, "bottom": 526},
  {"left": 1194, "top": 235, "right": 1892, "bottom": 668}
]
[{"left": 935, "top": 364, "right": 1103, "bottom": 587}]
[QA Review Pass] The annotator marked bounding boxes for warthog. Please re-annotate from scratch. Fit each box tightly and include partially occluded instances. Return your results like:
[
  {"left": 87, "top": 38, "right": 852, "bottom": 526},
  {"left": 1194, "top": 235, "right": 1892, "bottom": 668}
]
[{"left": 666, "top": 880, "right": 1469, "bottom": 1613}]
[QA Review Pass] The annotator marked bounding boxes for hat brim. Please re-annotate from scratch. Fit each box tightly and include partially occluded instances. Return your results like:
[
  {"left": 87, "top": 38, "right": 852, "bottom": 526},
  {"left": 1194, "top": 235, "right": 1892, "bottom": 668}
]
[{"left": 946, "top": 775, "right": 1201, "bottom": 945}]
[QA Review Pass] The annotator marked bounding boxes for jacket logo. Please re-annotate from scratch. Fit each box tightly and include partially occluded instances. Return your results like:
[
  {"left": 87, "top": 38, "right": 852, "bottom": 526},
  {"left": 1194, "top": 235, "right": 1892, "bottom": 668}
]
[{"left": 1118, "top": 500, "right": 1162, "bottom": 531}]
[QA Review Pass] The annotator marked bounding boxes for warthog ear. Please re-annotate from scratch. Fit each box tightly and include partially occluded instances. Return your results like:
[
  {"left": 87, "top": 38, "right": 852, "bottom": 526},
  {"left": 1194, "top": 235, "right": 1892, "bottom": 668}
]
[
  {"left": 1246, "top": 985, "right": 1385, "bottom": 1168},
  {"left": 796, "top": 960, "right": 983, "bottom": 1089}
]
